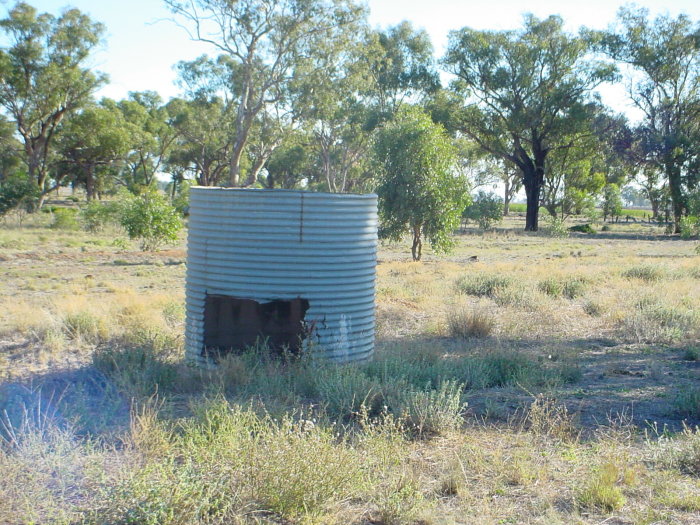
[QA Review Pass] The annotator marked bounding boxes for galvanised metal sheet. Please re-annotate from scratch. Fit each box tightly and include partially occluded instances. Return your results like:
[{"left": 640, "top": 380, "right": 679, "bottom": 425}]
[{"left": 185, "top": 188, "right": 378, "bottom": 365}]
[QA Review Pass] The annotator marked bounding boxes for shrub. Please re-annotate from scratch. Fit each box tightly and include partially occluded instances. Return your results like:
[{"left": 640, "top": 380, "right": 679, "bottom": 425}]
[
  {"left": 462, "top": 191, "right": 503, "bottom": 229},
  {"left": 314, "top": 365, "right": 382, "bottom": 420},
  {"left": 568, "top": 223, "right": 596, "bottom": 234},
  {"left": 62, "top": 311, "right": 108, "bottom": 343},
  {"left": 544, "top": 215, "right": 569, "bottom": 237},
  {"left": 249, "top": 414, "right": 364, "bottom": 518},
  {"left": 679, "top": 216, "right": 699, "bottom": 239},
  {"left": 0, "top": 174, "right": 39, "bottom": 218},
  {"left": 50, "top": 207, "right": 80, "bottom": 230},
  {"left": 682, "top": 346, "right": 699, "bottom": 361},
  {"left": 80, "top": 200, "right": 120, "bottom": 232},
  {"left": 119, "top": 190, "right": 183, "bottom": 251},
  {"left": 386, "top": 380, "right": 466, "bottom": 436},
  {"left": 672, "top": 427, "right": 700, "bottom": 477},
  {"left": 524, "top": 394, "right": 578, "bottom": 441},
  {"left": 92, "top": 346, "right": 179, "bottom": 398}
]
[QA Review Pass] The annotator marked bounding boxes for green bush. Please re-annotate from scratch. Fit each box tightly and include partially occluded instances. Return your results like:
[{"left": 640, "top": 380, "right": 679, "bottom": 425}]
[
  {"left": 569, "top": 223, "right": 596, "bottom": 234},
  {"left": 80, "top": 200, "right": 121, "bottom": 232},
  {"left": 171, "top": 180, "right": 191, "bottom": 217},
  {"left": 50, "top": 208, "right": 80, "bottom": 230},
  {"left": 385, "top": 380, "right": 466, "bottom": 436},
  {"left": 0, "top": 174, "right": 39, "bottom": 217},
  {"left": 544, "top": 215, "right": 569, "bottom": 237},
  {"left": 462, "top": 191, "right": 503, "bottom": 230},
  {"left": 679, "top": 216, "right": 699, "bottom": 239},
  {"left": 119, "top": 190, "right": 183, "bottom": 251}
]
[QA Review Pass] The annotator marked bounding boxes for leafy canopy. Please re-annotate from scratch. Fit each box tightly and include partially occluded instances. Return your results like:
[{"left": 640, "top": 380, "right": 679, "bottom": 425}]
[{"left": 375, "top": 106, "right": 469, "bottom": 260}]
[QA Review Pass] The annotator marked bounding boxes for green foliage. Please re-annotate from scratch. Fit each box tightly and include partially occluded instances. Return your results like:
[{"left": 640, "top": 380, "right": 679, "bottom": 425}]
[
  {"left": 673, "top": 387, "right": 700, "bottom": 418},
  {"left": 456, "top": 274, "right": 513, "bottom": 298},
  {"left": 602, "top": 183, "right": 623, "bottom": 222},
  {"left": 538, "top": 277, "right": 587, "bottom": 299},
  {"left": 119, "top": 190, "right": 183, "bottom": 251},
  {"left": 679, "top": 216, "right": 699, "bottom": 239},
  {"left": 596, "top": 7, "right": 700, "bottom": 229},
  {"left": 166, "top": 0, "right": 365, "bottom": 187},
  {"left": 79, "top": 200, "right": 121, "bottom": 232},
  {"left": 576, "top": 462, "right": 627, "bottom": 512},
  {"left": 386, "top": 380, "right": 466, "bottom": 436},
  {"left": 0, "top": 3, "right": 107, "bottom": 191},
  {"left": 50, "top": 208, "right": 80, "bottom": 230},
  {"left": 57, "top": 104, "right": 136, "bottom": 199},
  {"left": 569, "top": 223, "right": 596, "bottom": 234},
  {"left": 544, "top": 215, "right": 569, "bottom": 238},
  {"left": 170, "top": 179, "right": 191, "bottom": 217},
  {"left": 0, "top": 174, "right": 39, "bottom": 217},
  {"left": 375, "top": 106, "right": 469, "bottom": 260},
  {"left": 444, "top": 15, "right": 615, "bottom": 231},
  {"left": 462, "top": 191, "right": 503, "bottom": 229}
]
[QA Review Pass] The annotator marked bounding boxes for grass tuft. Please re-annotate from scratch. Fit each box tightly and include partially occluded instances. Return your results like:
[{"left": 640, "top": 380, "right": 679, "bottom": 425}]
[
  {"left": 446, "top": 305, "right": 495, "bottom": 338},
  {"left": 576, "top": 462, "right": 627, "bottom": 512}
]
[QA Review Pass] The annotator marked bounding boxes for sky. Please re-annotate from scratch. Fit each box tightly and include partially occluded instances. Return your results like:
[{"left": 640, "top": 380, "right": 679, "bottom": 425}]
[{"left": 3, "top": 0, "right": 700, "bottom": 120}]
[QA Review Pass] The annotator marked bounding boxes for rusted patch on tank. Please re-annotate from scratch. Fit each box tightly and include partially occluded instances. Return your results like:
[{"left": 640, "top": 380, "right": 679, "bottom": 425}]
[{"left": 202, "top": 294, "right": 310, "bottom": 357}]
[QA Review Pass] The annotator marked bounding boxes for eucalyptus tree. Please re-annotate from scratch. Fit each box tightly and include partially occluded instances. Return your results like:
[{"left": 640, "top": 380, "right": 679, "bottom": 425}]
[
  {"left": 165, "top": 97, "right": 234, "bottom": 187},
  {"left": 541, "top": 109, "right": 628, "bottom": 218},
  {"left": 360, "top": 22, "right": 441, "bottom": 118},
  {"left": 116, "top": 92, "right": 178, "bottom": 191},
  {"left": 541, "top": 135, "right": 606, "bottom": 219},
  {"left": 165, "top": 0, "right": 366, "bottom": 187},
  {"left": 374, "top": 106, "right": 469, "bottom": 261},
  {"left": 0, "top": 2, "right": 106, "bottom": 205},
  {"left": 263, "top": 131, "right": 313, "bottom": 189},
  {"left": 288, "top": 23, "right": 376, "bottom": 192},
  {"left": 0, "top": 115, "right": 21, "bottom": 177},
  {"left": 443, "top": 15, "right": 615, "bottom": 230},
  {"left": 55, "top": 102, "right": 135, "bottom": 200},
  {"left": 595, "top": 7, "right": 700, "bottom": 231}
]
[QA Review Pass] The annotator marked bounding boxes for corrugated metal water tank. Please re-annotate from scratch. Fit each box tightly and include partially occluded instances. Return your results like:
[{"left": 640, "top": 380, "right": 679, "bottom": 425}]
[{"left": 185, "top": 187, "right": 378, "bottom": 365}]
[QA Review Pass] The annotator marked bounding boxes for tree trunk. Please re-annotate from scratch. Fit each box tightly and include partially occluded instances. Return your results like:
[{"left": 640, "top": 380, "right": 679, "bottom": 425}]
[
  {"left": 522, "top": 162, "right": 544, "bottom": 231},
  {"left": 228, "top": 140, "right": 245, "bottom": 186},
  {"left": 411, "top": 223, "right": 422, "bottom": 261},
  {"left": 85, "top": 164, "right": 97, "bottom": 201},
  {"left": 515, "top": 134, "right": 546, "bottom": 231},
  {"left": 503, "top": 178, "right": 511, "bottom": 216},
  {"left": 666, "top": 161, "right": 684, "bottom": 233}
]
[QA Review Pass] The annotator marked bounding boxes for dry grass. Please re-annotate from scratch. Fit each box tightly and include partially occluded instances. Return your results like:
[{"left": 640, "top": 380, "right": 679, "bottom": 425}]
[{"left": 0, "top": 213, "right": 699, "bottom": 524}]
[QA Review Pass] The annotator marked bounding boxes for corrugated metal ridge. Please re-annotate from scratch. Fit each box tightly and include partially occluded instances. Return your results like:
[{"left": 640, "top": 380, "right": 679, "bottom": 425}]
[{"left": 185, "top": 188, "right": 377, "bottom": 365}]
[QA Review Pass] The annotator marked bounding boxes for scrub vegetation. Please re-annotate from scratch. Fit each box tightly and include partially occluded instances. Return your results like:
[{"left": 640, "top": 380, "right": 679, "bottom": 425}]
[{"left": 1, "top": 212, "right": 699, "bottom": 524}]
